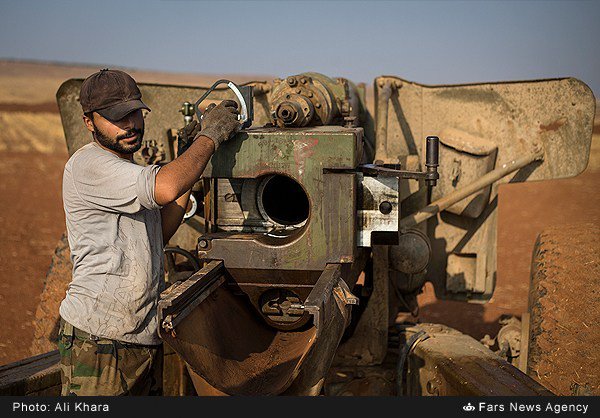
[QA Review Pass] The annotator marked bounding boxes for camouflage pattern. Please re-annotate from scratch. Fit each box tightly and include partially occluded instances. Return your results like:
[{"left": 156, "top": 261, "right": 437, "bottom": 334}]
[{"left": 57, "top": 319, "right": 163, "bottom": 396}]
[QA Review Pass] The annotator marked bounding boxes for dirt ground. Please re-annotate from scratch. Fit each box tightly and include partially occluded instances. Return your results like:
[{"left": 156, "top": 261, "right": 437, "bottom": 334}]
[{"left": 0, "top": 60, "right": 598, "bottom": 367}]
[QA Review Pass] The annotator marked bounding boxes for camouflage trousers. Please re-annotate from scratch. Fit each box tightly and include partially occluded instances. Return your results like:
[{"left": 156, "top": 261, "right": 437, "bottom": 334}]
[{"left": 57, "top": 318, "right": 163, "bottom": 396}]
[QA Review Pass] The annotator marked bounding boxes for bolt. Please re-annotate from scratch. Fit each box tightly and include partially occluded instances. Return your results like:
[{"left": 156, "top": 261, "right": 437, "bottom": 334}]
[
  {"left": 300, "top": 77, "right": 307, "bottom": 84},
  {"left": 394, "top": 80, "right": 402, "bottom": 88},
  {"left": 378, "top": 79, "right": 386, "bottom": 88},
  {"left": 315, "top": 102, "right": 321, "bottom": 109},
  {"left": 296, "top": 89, "right": 302, "bottom": 94},
  {"left": 287, "top": 76, "right": 297, "bottom": 87},
  {"left": 198, "top": 239, "right": 209, "bottom": 249},
  {"left": 307, "top": 92, "right": 313, "bottom": 98}
]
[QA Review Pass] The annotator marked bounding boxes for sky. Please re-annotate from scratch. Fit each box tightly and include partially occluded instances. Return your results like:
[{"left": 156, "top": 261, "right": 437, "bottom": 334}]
[{"left": 1, "top": 0, "right": 599, "bottom": 95}]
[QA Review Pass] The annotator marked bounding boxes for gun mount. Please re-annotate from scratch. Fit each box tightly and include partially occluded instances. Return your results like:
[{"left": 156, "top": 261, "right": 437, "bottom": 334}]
[{"left": 48, "top": 72, "right": 595, "bottom": 396}]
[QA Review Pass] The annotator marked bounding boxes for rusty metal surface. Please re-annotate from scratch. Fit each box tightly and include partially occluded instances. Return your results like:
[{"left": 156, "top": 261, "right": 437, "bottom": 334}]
[
  {"left": 334, "top": 246, "right": 390, "bottom": 366},
  {"left": 283, "top": 264, "right": 357, "bottom": 395},
  {"left": 374, "top": 76, "right": 595, "bottom": 303},
  {"left": 161, "top": 281, "right": 315, "bottom": 395},
  {"left": 158, "top": 263, "right": 356, "bottom": 395},
  {"left": 158, "top": 261, "right": 226, "bottom": 335},
  {"left": 197, "top": 128, "right": 366, "bottom": 329},
  {"left": 270, "top": 72, "right": 363, "bottom": 129},
  {"left": 399, "top": 323, "right": 553, "bottom": 396}
]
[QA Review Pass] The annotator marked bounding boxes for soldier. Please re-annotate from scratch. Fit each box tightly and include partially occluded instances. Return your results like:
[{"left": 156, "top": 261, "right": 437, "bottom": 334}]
[{"left": 57, "top": 69, "right": 240, "bottom": 395}]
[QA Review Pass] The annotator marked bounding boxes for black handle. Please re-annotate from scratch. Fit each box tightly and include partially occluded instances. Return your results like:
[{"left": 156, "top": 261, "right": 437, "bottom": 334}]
[
  {"left": 426, "top": 136, "right": 439, "bottom": 168},
  {"left": 425, "top": 136, "right": 440, "bottom": 187}
]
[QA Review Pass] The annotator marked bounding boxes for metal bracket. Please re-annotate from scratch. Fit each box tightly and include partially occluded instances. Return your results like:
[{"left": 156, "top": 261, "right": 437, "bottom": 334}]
[
  {"left": 158, "top": 260, "right": 226, "bottom": 337},
  {"left": 302, "top": 264, "right": 359, "bottom": 334},
  {"left": 359, "top": 163, "right": 439, "bottom": 183}
]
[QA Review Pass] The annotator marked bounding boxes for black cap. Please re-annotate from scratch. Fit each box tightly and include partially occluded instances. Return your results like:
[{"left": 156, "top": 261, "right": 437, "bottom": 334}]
[{"left": 80, "top": 69, "right": 150, "bottom": 121}]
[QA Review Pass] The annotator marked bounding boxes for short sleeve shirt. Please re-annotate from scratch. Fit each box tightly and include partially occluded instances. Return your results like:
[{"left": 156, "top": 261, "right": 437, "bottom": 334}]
[{"left": 59, "top": 142, "right": 165, "bottom": 345}]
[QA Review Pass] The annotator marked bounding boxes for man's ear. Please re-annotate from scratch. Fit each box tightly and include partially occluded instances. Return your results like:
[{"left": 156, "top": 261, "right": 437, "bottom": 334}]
[{"left": 83, "top": 114, "right": 95, "bottom": 133}]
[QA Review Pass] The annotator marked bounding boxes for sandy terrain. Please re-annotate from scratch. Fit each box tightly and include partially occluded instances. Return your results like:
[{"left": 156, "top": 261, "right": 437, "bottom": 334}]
[{"left": 0, "top": 60, "right": 597, "bottom": 367}]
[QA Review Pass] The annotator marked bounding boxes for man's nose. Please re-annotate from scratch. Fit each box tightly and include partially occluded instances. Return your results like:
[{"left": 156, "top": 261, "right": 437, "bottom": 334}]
[{"left": 118, "top": 114, "right": 136, "bottom": 130}]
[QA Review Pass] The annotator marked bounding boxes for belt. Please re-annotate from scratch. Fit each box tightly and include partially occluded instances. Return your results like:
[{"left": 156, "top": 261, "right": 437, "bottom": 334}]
[
  {"left": 60, "top": 319, "right": 160, "bottom": 349},
  {"left": 61, "top": 321, "right": 101, "bottom": 341}
]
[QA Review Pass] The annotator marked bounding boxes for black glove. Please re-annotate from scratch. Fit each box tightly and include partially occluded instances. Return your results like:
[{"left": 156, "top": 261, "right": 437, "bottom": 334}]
[
  {"left": 176, "top": 119, "right": 201, "bottom": 157},
  {"left": 199, "top": 99, "right": 241, "bottom": 150}
]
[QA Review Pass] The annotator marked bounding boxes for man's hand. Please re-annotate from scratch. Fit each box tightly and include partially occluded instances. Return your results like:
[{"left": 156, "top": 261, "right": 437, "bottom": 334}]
[
  {"left": 176, "top": 120, "right": 201, "bottom": 157},
  {"left": 199, "top": 99, "right": 241, "bottom": 150},
  {"left": 154, "top": 100, "right": 240, "bottom": 208}
]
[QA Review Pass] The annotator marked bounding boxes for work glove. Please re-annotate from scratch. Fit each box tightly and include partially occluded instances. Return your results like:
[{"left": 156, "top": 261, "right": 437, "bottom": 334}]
[
  {"left": 176, "top": 119, "right": 201, "bottom": 157},
  {"left": 199, "top": 99, "right": 241, "bottom": 150}
]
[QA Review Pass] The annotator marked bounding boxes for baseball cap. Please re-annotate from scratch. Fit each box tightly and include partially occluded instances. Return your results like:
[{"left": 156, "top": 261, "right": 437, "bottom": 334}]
[{"left": 80, "top": 69, "right": 150, "bottom": 121}]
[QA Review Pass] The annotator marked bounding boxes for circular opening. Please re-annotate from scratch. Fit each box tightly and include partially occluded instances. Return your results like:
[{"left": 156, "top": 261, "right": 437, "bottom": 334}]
[
  {"left": 258, "top": 175, "right": 310, "bottom": 226},
  {"left": 379, "top": 201, "right": 392, "bottom": 215}
]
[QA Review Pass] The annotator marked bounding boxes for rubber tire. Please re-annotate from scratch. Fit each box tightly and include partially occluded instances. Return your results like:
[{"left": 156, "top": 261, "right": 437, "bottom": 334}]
[{"left": 527, "top": 222, "right": 599, "bottom": 395}]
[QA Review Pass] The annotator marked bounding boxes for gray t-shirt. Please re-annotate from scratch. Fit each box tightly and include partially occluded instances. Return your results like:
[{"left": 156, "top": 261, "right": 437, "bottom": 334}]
[{"left": 59, "top": 142, "right": 165, "bottom": 345}]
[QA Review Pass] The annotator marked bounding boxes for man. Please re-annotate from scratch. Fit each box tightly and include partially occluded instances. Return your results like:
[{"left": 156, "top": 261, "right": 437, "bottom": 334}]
[{"left": 57, "top": 69, "right": 240, "bottom": 396}]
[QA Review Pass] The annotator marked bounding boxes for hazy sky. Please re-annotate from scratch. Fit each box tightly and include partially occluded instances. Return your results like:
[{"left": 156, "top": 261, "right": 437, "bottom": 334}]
[{"left": 1, "top": 0, "right": 599, "bottom": 95}]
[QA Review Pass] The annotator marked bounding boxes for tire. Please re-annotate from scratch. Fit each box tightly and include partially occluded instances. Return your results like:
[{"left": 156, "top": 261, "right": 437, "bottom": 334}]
[{"left": 527, "top": 222, "right": 600, "bottom": 395}]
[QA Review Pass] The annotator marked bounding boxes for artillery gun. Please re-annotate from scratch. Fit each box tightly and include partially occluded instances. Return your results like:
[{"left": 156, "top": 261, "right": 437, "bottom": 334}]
[{"left": 0, "top": 72, "right": 596, "bottom": 396}]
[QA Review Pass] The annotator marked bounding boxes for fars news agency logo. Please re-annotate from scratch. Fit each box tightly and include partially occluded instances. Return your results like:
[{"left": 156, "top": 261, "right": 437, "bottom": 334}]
[{"left": 463, "top": 403, "right": 476, "bottom": 412}]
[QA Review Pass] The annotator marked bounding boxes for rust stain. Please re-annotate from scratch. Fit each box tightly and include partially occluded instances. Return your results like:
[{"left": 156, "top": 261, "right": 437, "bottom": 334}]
[{"left": 539, "top": 117, "right": 567, "bottom": 133}]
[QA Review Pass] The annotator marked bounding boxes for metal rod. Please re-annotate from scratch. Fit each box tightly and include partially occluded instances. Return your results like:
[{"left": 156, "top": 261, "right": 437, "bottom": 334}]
[
  {"left": 398, "top": 324, "right": 553, "bottom": 396},
  {"left": 374, "top": 82, "right": 393, "bottom": 162},
  {"left": 400, "top": 150, "right": 544, "bottom": 230}
]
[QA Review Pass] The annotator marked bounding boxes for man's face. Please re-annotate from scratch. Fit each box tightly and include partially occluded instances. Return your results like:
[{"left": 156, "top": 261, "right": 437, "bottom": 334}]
[{"left": 84, "top": 110, "right": 145, "bottom": 156}]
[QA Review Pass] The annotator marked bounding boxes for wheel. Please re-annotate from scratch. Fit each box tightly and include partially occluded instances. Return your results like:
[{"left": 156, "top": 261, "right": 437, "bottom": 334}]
[{"left": 526, "top": 222, "right": 599, "bottom": 395}]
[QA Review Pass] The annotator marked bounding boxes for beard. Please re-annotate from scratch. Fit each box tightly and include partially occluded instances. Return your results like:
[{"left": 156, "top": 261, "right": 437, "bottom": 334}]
[{"left": 93, "top": 122, "right": 144, "bottom": 155}]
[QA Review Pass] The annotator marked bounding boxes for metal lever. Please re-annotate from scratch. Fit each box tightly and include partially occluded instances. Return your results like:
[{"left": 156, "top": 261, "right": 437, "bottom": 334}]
[{"left": 194, "top": 79, "right": 254, "bottom": 129}]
